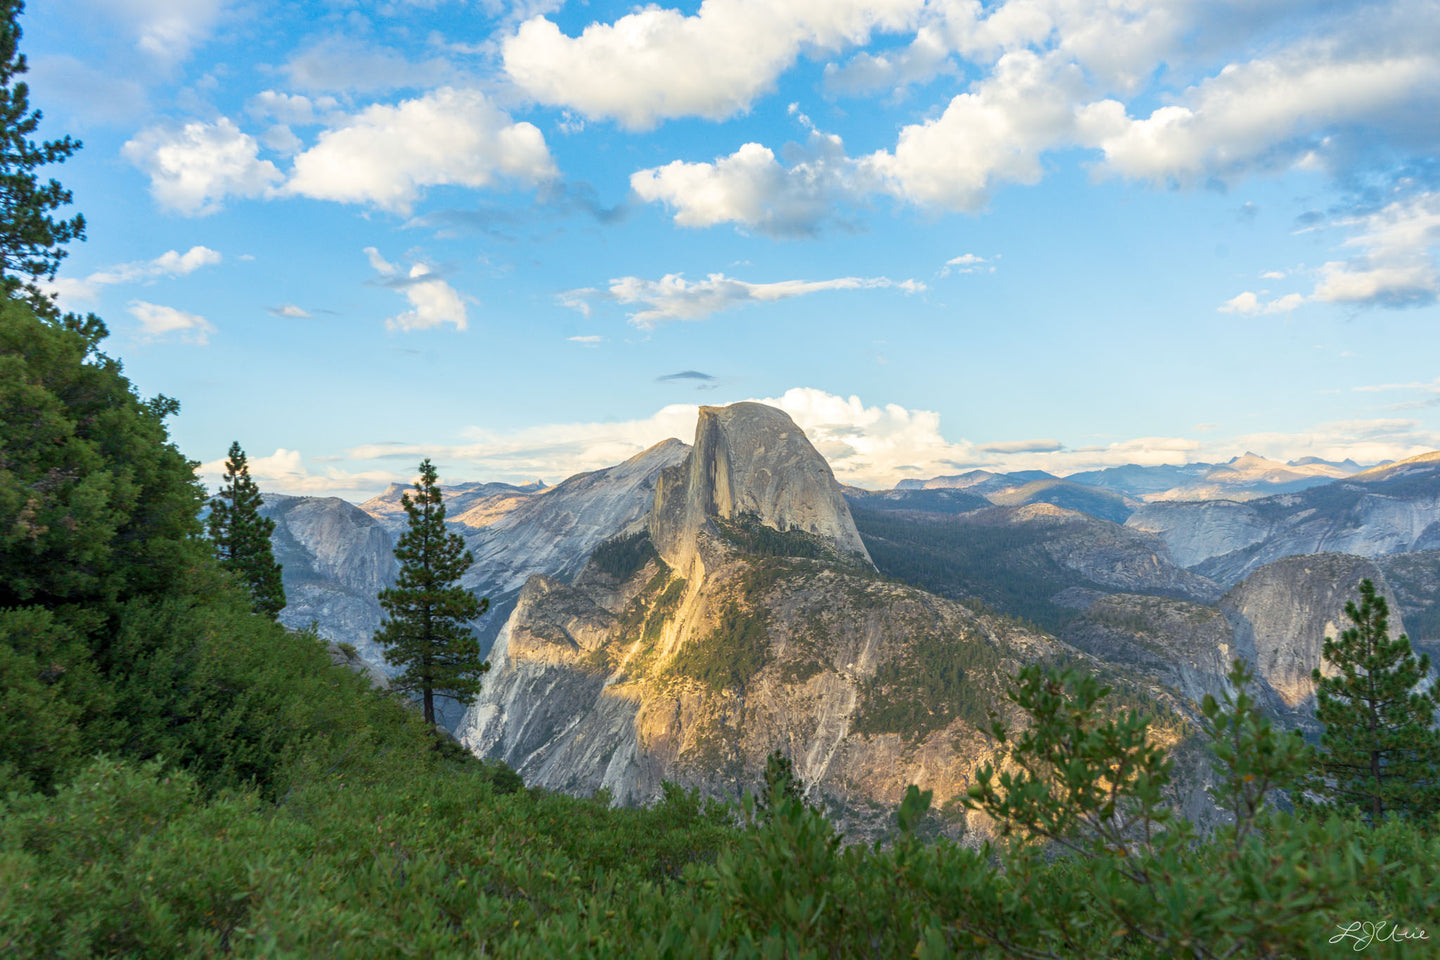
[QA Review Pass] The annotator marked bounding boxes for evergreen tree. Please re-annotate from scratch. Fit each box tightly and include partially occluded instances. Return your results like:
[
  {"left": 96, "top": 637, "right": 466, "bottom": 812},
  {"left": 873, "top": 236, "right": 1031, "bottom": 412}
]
[
  {"left": 375, "top": 459, "right": 490, "bottom": 729},
  {"left": 0, "top": 0, "right": 85, "bottom": 314},
  {"left": 1308, "top": 578, "right": 1440, "bottom": 823},
  {"left": 207, "top": 442, "right": 285, "bottom": 619}
]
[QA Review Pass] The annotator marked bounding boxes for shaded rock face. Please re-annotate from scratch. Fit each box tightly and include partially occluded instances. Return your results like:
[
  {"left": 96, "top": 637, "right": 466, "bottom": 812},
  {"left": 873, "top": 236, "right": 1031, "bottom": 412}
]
[
  {"left": 649, "top": 403, "right": 871, "bottom": 575},
  {"left": 1126, "top": 461, "right": 1440, "bottom": 585},
  {"left": 1221, "top": 553, "right": 1401, "bottom": 712},
  {"left": 261, "top": 494, "right": 397, "bottom": 665}
]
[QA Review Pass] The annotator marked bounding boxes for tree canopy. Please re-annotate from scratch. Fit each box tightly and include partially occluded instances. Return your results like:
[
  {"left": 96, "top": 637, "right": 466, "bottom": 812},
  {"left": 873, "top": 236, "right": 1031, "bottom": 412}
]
[
  {"left": 0, "top": 0, "right": 84, "bottom": 313},
  {"left": 1308, "top": 578, "right": 1440, "bottom": 823},
  {"left": 375, "top": 458, "right": 490, "bottom": 728},
  {"left": 207, "top": 442, "right": 286, "bottom": 619}
]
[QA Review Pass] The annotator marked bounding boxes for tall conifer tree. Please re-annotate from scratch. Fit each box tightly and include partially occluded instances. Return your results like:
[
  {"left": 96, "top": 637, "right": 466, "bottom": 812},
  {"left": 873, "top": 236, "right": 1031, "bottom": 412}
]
[
  {"left": 375, "top": 459, "right": 489, "bottom": 729},
  {"left": 0, "top": 0, "right": 85, "bottom": 314},
  {"left": 207, "top": 442, "right": 285, "bottom": 619},
  {"left": 1308, "top": 578, "right": 1440, "bottom": 823}
]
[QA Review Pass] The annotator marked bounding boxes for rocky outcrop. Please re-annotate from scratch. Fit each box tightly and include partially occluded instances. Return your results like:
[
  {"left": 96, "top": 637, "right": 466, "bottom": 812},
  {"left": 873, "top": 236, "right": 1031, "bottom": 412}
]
[
  {"left": 455, "top": 403, "right": 1207, "bottom": 838},
  {"left": 1220, "top": 553, "right": 1402, "bottom": 712},
  {"left": 649, "top": 403, "right": 871, "bottom": 575},
  {"left": 1126, "top": 458, "right": 1440, "bottom": 584},
  {"left": 261, "top": 494, "right": 397, "bottom": 664}
]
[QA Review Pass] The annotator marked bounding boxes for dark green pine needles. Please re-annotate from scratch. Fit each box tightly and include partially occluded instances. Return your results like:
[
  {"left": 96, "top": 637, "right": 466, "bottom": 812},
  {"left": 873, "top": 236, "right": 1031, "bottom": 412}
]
[
  {"left": 0, "top": 0, "right": 85, "bottom": 315},
  {"left": 1309, "top": 578, "right": 1440, "bottom": 824},
  {"left": 376, "top": 458, "right": 490, "bottom": 729},
  {"left": 207, "top": 442, "right": 285, "bottom": 619}
]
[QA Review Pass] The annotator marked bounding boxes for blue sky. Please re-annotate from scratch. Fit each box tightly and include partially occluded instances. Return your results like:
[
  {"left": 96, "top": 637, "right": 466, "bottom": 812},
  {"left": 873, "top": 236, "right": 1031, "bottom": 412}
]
[{"left": 26, "top": 0, "right": 1440, "bottom": 498}]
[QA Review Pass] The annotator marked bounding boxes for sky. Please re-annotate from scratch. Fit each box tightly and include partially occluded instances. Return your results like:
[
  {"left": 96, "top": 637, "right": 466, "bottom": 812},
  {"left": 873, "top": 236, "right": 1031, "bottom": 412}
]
[{"left": 24, "top": 0, "right": 1440, "bottom": 499}]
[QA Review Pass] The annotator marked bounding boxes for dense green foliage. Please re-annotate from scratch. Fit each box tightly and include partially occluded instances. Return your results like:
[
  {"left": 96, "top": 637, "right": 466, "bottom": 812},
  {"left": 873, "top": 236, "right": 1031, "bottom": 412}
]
[
  {"left": 587, "top": 529, "right": 658, "bottom": 581},
  {"left": 715, "top": 512, "right": 853, "bottom": 563},
  {"left": 1308, "top": 578, "right": 1440, "bottom": 823},
  {"left": 0, "top": 1, "right": 83, "bottom": 312},
  {"left": 376, "top": 459, "right": 490, "bottom": 728},
  {"left": 854, "top": 627, "right": 1003, "bottom": 740},
  {"left": 207, "top": 442, "right": 285, "bottom": 618},
  {"left": 851, "top": 506, "right": 1093, "bottom": 632}
]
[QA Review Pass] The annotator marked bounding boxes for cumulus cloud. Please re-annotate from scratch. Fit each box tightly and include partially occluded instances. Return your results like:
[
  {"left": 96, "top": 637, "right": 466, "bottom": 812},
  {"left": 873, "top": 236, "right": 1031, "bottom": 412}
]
[
  {"left": 123, "top": 118, "right": 282, "bottom": 216},
  {"left": 196, "top": 448, "right": 401, "bottom": 499},
  {"left": 45, "top": 246, "right": 222, "bottom": 307},
  {"left": 285, "top": 88, "right": 556, "bottom": 214},
  {"left": 1217, "top": 290, "right": 1306, "bottom": 315},
  {"left": 268, "top": 304, "right": 311, "bottom": 318},
  {"left": 866, "top": 50, "right": 1084, "bottom": 211},
  {"left": 127, "top": 300, "right": 216, "bottom": 344},
  {"left": 366, "top": 247, "right": 469, "bottom": 332},
  {"left": 1312, "top": 193, "right": 1440, "bottom": 309},
  {"left": 502, "top": 0, "right": 925, "bottom": 129},
  {"left": 246, "top": 90, "right": 341, "bottom": 127},
  {"left": 565, "top": 271, "right": 924, "bottom": 328},
  {"left": 631, "top": 139, "right": 862, "bottom": 236},
  {"left": 1078, "top": 43, "right": 1440, "bottom": 185}
]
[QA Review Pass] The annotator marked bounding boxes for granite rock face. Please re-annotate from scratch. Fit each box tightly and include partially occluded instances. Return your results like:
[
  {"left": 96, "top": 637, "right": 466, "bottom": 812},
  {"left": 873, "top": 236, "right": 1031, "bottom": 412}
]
[
  {"left": 1126, "top": 455, "right": 1440, "bottom": 584},
  {"left": 649, "top": 403, "right": 871, "bottom": 576},
  {"left": 1221, "top": 553, "right": 1402, "bottom": 712},
  {"left": 260, "top": 494, "right": 398, "bottom": 666},
  {"left": 456, "top": 403, "right": 1210, "bottom": 838}
]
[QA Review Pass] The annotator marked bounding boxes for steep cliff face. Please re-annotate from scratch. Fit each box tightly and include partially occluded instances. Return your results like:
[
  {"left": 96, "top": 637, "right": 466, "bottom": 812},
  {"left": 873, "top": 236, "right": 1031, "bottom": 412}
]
[
  {"left": 261, "top": 494, "right": 398, "bottom": 663},
  {"left": 1220, "top": 553, "right": 1402, "bottom": 713},
  {"left": 455, "top": 403, "right": 1202, "bottom": 837},
  {"left": 1126, "top": 458, "right": 1440, "bottom": 583},
  {"left": 649, "top": 403, "right": 870, "bottom": 576}
]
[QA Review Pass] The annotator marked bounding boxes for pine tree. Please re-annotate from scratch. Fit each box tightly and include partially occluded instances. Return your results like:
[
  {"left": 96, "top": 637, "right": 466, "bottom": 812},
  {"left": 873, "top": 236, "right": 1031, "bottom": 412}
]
[
  {"left": 1308, "top": 578, "right": 1440, "bottom": 824},
  {"left": 375, "top": 459, "right": 489, "bottom": 729},
  {"left": 0, "top": 0, "right": 85, "bottom": 314},
  {"left": 207, "top": 442, "right": 285, "bottom": 619}
]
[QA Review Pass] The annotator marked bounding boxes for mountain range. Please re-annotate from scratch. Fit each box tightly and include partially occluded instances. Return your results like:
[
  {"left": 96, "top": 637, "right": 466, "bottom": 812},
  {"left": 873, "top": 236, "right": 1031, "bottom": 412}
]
[{"left": 257, "top": 407, "right": 1440, "bottom": 833}]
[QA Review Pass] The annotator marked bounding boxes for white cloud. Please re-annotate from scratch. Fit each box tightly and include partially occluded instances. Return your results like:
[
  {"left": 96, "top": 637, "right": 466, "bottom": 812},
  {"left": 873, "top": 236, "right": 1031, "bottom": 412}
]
[
  {"left": 567, "top": 271, "right": 924, "bottom": 328},
  {"left": 865, "top": 50, "right": 1085, "bottom": 211},
  {"left": 568, "top": 335, "right": 603, "bottom": 344},
  {"left": 269, "top": 304, "right": 311, "bottom": 318},
  {"left": 1079, "top": 44, "right": 1440, "bottom": 185},
  {"left": 503, "top": 0, "right": 925, "bottom": 129},
  {"left": 127, "top": 300, "right": 216, "bottom": 344},
  {"left": 366, "top": 247, "right": 469, "bottom": 332},
  {"left": 1312, "top": 193, "right": 1440, "bottom": 309},
  {"left": 123, "top": 118, "right": 282, "bottom": 216},
  {"left": 88, "top": 0, "right": 225, "bottom": 66},
  {"left": 43, "top": 246, "right": 222, "bottom": 308},
  {"left": 630, "top": 134, "right": 864, "bottom": 236},
  {"left": 246, "top": 90, "right": 341, "bottom": 127},
  {"left": 285, "top": 88, "right": 557, "bottom": 214},
  {"left": 941, "top": 252, "right": 994, "bottom": 275},
  {"left": 1217, "top": 290, "right": 1305, "bottom": 315},
  {"left": 330, "top": 388, "right": 1440, "bottom": 492},
  {"left": 196, "top": 448, "right": 401, "bottom": 499}
]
